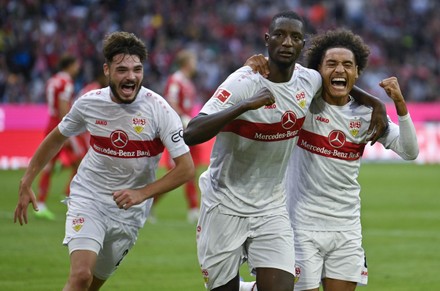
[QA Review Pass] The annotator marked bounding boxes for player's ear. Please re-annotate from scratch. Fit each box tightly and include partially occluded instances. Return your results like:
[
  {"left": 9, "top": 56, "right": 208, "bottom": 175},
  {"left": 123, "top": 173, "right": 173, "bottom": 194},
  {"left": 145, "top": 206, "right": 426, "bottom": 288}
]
[{"left": 103, "top": 63, "right": 109, "bottom": 77}]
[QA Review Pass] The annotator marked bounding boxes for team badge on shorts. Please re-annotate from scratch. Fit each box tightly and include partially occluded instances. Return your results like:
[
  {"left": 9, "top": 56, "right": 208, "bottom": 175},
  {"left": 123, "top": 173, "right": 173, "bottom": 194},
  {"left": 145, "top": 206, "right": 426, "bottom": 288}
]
[
  {"left": 294, "top": 265, "right": 301, "bottom": 284},
  {"left": 72, "top": 217, "right": 85, "bottom": 232},
  {"left": 295, "top": 90, "right": 307, "bottom": 109},
  {"left": 201, "top": 268, "right": 209, "bottom": 285},
  {"left": 349, "top": 118, "right": 361, "bottom": 137},
  {"left": 359, "top": 255, "right": 369, "bottom": 285},
  {"left": 132, "top": 113, "right": 146, "bottom": 134}
]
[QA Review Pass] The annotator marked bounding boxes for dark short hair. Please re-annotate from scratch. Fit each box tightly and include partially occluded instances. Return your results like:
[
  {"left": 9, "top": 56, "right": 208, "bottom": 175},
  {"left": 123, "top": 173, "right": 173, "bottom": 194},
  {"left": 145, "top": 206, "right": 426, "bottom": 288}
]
[
  {"left": 102, "top": 31, "right": 148, "bottom": 64},
  {"left": 306, "top": 29, "right": 370, "bottom": 73},
  {"left": 58, "top": 54, "right": 77, "bottom": 70},
  {"left": 269, "top": 11, "right": 304, "bottom": 33}
]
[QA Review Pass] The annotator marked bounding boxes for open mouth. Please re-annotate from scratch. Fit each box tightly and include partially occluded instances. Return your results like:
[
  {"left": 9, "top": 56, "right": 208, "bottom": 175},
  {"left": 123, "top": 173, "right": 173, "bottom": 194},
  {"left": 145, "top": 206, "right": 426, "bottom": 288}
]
[
  {"left": 121, "top": 83, "right": 136, "bottom": 95},
  {"left": 331, "top": 77, "right": 347, "bottom": 88}
]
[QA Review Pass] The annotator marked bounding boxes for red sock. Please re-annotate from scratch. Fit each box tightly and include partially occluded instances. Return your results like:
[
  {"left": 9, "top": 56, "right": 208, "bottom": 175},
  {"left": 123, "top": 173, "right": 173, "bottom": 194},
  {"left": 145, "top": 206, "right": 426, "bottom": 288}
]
[
  {"left": 185, "top": 180, "right": 199, "bottom": 209},
  {"left": 37, "top": 169, "right": 51, "bottom": 203}
]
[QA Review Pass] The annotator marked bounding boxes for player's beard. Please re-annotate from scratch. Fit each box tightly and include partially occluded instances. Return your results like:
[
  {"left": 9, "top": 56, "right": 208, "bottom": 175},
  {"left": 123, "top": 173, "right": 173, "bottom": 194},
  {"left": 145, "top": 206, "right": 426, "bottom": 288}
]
[{"left": 109, "top": 79, "right": 141, "bottom": 104}]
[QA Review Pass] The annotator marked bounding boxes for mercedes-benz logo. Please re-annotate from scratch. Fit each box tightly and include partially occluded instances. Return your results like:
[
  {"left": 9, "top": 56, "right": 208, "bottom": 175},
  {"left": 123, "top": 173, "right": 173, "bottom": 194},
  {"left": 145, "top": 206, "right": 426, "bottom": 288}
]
[
  {"left": 328, "top": 130, "right": 346, "bottom": 148},
  {"left": 281, "top": 111, "right": 297, "bottom": 129},
  {"left": 110, "top": 130, "right": 129, "bottom": 148}
]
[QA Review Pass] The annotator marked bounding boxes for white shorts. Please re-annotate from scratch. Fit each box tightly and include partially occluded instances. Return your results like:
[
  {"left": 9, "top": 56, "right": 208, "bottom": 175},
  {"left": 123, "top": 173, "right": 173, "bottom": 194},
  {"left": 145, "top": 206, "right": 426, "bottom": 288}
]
[
  {"left": 63, "top": 198, "right": 139, "bottom": 280},
  {"left": 197, "top": 204, "right": 295, "bottom": 290},
  {"left": 294, "top": 229, "right": 368, "bottom": 290}
]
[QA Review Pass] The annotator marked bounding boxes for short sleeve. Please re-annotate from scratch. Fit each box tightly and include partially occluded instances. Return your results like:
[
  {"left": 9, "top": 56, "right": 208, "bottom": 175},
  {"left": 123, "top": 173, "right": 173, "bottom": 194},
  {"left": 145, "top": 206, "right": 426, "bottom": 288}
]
[{"left": 200, "top": 66, "right": 260, "bottom": 115}]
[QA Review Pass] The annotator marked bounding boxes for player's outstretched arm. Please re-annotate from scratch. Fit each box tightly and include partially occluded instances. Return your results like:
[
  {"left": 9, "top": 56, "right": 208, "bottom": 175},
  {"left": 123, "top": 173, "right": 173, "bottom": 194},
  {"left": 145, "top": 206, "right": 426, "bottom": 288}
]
[
  {"left": 379, "top": 77, "right": 407, "bottom": 116},
  {"left": 379, "top": 76, "right": 419, "bottom": 160},
  {"left": 113, "top": 152, "right": 195, "bottom": 210},
  {"left": 15, "top": 128, "right": 68, "bottom": 225},
  {"left": 183, "top": 87, "right": 275, "bottom": 146}
]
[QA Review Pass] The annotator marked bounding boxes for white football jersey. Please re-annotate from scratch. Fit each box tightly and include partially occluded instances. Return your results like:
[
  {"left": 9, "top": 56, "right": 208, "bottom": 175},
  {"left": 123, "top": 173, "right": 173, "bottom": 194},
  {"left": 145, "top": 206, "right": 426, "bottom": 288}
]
[
  {"left": 199, "top": 65, "right": 322, "bottom": 216},
  {"left": 58, "top": 87, "right": 189, "bottom": 227},
  {"left": 286, "top": 95, "right": 418, "bottom": 231}
]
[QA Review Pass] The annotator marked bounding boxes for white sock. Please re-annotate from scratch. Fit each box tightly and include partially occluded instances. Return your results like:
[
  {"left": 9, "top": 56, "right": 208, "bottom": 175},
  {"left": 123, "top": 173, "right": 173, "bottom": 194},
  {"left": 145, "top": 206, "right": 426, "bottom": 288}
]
[{"left": 239, "top": 281, "right": 257, "bottom": 291}]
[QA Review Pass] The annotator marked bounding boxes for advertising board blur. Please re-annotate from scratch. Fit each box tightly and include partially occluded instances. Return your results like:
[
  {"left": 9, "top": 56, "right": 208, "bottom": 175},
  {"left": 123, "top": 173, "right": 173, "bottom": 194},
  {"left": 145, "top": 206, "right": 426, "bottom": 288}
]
[{"left": 0, "top": 103, "right": 439, "bottom": 169}]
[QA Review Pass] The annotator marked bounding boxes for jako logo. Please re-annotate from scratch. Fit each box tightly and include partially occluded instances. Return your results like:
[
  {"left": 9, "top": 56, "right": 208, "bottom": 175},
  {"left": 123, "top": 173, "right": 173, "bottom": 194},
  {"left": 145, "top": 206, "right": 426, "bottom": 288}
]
[
  {"left": 316, "top": 116, "right": 329, "bottom": 123},
  {"left": 95, "top": 120, "right": 107, "bottom": 125},
  {"left": 264, "top": 103, "right": 276, "bottom": 109}
]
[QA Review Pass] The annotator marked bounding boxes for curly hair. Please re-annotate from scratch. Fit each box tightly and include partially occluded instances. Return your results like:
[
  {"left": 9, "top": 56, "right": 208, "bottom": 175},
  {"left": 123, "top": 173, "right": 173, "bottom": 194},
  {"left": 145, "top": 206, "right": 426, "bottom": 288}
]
[
  {"left": 306, "top": 29, "right": 370, "bottom": 74},
  {"left": 102, "top": 31, "right": 148, "bottom": 64}
]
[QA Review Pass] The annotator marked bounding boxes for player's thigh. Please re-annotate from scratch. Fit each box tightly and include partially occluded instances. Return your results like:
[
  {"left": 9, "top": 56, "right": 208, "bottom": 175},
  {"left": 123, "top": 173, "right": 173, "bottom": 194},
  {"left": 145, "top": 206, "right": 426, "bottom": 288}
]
[
  {"left": 68, "top": 240, "right": 100, "bottom": 278},
  {"left": 255, "top": 267, "right": 295, "bottom": 291},
  {"left": 197, "top": 204, "right": 248, "bottom": 290},
  {"left": 63, "top": 198, "right": 107, "bottom": 249},
  {"left": 323, "top": 230, "right": 365, "bottom": 285},
  {"left": 322, "top": 277, "right": 356, "bottom": 291},
  {"left": 293, "top": 230, "right": 325, "bottom": 291},
  {"left": 94, "top": 220, "right": 139, "bottom": 280},
  {"left": 247, "top": 213, "right": 295, "bottom": 278}
]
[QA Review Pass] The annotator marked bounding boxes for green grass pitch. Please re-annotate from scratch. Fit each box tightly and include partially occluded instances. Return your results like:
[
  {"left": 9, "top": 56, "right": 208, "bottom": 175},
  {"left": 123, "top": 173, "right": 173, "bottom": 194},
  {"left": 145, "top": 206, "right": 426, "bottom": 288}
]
[{"left": 0, "top": 162, "right": 439, "bottom": 290}]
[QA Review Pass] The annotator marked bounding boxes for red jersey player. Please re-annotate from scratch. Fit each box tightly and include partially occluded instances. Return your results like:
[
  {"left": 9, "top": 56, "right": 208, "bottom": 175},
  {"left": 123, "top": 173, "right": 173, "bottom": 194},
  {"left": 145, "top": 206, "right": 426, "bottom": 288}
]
[
  {"left": 35, "top": 54, "right": 82, "bottom": 220},
  {"left": 153, "top": 49, "right": 202, "bottom": 223}
]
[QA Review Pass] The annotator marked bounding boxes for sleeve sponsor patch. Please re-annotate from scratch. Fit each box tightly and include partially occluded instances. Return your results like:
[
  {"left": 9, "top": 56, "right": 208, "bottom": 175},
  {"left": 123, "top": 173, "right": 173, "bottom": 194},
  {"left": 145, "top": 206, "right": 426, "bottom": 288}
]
[{"left": 213, "top": 88, "right": 232, "bottom": 103}]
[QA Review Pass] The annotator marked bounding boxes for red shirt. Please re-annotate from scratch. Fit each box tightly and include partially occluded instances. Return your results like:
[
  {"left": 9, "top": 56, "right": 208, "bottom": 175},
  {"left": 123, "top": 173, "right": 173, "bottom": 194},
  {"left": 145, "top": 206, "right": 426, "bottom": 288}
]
[
  {"left": 163, "top": 70, "right": 196, "bottom": 117},
  {"left": 45, "top": 71, "right": 75, "bottom": 132}
]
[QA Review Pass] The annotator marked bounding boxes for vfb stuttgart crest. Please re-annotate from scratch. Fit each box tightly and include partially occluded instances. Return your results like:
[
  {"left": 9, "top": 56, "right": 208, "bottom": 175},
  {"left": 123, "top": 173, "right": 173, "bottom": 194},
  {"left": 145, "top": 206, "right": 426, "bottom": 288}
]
[
  {"left": 132, "top": 114, "right": 146, "bottom": 134},
  {"left": 349, "top": 118, "right": 361, "bottom": 137},
  {"left": 72, "top": 217, "right": 85, "bottom": 232},
  {"left": 295, "top": 90, "right": 306, "bottom": 109}
]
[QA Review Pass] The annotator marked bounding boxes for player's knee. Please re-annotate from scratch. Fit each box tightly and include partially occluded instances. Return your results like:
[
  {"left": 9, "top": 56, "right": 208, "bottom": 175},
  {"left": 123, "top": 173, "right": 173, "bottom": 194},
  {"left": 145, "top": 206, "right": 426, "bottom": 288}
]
[{"left": 68, "top": 267, "right": 94, "bottom": 289}]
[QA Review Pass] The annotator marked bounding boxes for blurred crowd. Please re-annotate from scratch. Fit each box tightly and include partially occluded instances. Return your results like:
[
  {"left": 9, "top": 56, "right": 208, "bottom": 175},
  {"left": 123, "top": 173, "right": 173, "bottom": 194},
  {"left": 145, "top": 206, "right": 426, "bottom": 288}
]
[{"left": 1, "top": 0, "right": 440, "bottom": 104}]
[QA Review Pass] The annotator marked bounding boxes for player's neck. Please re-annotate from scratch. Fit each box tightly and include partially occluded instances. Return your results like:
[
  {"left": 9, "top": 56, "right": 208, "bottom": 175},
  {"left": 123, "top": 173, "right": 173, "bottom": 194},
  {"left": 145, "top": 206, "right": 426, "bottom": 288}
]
[{"left": 267, "top": 62, "right": 295, "bottom": 83}]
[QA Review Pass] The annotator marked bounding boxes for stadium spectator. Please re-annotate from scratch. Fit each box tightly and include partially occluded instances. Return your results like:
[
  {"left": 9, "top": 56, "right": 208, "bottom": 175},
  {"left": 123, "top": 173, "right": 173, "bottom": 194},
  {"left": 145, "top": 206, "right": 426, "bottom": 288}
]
[
  {"left": 35, "top": 54, "right": 82, "bottom": 220},
  {"left": 1, "top": 0, "right": 439, "bottom": 104},
  {"left": 14, "top": 31, "right": 195, "bottom": 291}
]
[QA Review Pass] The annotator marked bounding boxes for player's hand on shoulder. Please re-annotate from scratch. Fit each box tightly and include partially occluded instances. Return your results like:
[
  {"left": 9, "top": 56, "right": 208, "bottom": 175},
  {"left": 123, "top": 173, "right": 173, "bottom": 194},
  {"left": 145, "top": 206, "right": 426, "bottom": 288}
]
[
  {"left": 366, "top": 101, "right": 388, "bottom": 145},
  {"left": 245, "top": 54, "right": 269, "bottom": 78},
  {"left": 379, "top": 77, "right": 405, "bottom": 103}
]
